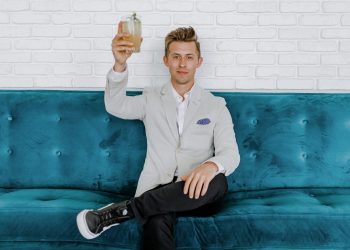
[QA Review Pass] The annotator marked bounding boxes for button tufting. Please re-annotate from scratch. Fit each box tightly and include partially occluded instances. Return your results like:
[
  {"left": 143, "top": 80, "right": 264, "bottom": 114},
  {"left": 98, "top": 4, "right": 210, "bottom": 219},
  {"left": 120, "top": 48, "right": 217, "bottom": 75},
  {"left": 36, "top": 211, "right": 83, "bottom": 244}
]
[
  {"left": 7, "top": 148, "right": 12, "bottom": 155},
  {"left": 7, "top": 116, "right": 13, "bottom": 121},
  {"left": 301, "top": 153, "right": 308, "bottom": 159},
  {"left": 105, "top": 151, "right": 111, "bottom": 157},
  {"left": 105, "top": 117, "right": 111, "bottom": 122},
  {"left": 251, "top": 119, "right": 258, "bottom": 125},
  {"left": 56, "top": 151, "right": 61, "bottom": 156},
  {"left": 251, "top": 152, "right": 257, "bottom": 159},
  {"left": 56, "top": 116, "right": 61, "bottom": 122},
  {"left": 302, "top": 119, "right": 309, "bottom": 125}
]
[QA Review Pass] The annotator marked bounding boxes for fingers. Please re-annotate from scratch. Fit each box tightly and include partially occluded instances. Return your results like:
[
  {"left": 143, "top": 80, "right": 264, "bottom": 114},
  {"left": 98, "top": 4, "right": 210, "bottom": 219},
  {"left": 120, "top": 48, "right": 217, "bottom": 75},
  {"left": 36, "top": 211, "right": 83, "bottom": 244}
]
[
  {"left": 183, "top": 173, "right": 192, "bottom": 195},
  {"left": 118, "top": 21, "right": 122, "bottom": 34}
]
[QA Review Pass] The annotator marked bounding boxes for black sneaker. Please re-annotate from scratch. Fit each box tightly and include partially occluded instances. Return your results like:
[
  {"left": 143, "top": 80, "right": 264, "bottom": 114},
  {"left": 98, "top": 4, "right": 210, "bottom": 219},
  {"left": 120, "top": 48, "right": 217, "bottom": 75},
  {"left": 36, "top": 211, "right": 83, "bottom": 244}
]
[{"left": 76, "top": 201, "right": 132, "bottom": 239}]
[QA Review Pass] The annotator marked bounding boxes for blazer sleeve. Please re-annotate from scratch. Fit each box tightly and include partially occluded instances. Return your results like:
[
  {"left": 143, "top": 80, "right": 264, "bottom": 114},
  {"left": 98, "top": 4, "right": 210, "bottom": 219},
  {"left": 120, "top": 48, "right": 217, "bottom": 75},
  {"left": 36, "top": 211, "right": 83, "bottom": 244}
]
[
  {"left": 104, "top": 67, "right": 147, "bottom": 121},
  {"left": 206, "top": 98, "right": 240, "bottom": 176}
]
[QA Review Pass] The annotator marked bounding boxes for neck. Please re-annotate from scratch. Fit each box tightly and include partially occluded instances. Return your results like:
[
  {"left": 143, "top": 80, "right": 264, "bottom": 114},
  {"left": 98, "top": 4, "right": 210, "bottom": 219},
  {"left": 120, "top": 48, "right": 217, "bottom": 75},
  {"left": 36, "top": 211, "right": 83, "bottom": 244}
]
[{"left": 171, "top": 80, "right": 194, "bottom": 98}]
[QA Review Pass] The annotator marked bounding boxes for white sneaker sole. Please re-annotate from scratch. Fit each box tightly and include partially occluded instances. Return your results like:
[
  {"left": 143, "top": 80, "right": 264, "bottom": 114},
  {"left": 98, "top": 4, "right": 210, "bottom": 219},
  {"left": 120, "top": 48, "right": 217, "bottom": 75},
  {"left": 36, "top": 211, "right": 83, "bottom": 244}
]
[{"left": 76, "top": 209, "right": 120, "bottom": 240}]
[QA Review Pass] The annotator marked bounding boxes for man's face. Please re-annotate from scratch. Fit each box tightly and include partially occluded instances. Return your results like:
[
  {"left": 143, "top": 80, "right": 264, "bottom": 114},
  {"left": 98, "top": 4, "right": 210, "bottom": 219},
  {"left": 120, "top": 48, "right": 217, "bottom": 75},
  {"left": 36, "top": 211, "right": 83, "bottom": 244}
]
[{"left": 163, "top": 41, "right": 203, "bottom": 87}]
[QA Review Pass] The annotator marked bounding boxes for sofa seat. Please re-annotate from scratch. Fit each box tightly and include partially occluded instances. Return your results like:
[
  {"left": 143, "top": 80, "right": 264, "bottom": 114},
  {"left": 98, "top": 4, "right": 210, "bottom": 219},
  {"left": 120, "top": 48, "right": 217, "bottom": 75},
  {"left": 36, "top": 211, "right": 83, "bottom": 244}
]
[
  {"left": 2, "top": 188, "right": 350, "bottom": 250},
  {"left": 0, "top": 189, "right": 141, "bottom": 249}
]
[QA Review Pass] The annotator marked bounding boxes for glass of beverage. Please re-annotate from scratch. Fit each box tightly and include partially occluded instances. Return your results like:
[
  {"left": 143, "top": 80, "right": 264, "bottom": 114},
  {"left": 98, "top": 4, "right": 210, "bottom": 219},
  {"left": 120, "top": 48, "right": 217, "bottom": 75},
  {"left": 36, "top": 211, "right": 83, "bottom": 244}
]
[{"left": 121, "top": 13, "right": 142, "bottom": 53}]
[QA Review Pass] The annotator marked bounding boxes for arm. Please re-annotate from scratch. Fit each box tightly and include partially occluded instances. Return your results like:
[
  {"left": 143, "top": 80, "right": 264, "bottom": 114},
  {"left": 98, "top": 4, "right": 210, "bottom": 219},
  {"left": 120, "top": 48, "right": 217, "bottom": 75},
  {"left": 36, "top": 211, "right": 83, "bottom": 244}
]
[
  {"left": 104, "top": 67, "right": 147, "bottom": 120},
  {"left": 105, "top": 22, "right": 146, "bottom": 120}
]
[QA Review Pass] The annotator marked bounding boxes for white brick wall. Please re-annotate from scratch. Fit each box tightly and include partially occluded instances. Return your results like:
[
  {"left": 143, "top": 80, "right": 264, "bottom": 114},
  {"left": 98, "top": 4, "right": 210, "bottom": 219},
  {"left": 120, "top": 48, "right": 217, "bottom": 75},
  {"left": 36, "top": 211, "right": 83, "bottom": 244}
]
[{"left": 0, "top": 0, "right": 350, "bottom": 91}]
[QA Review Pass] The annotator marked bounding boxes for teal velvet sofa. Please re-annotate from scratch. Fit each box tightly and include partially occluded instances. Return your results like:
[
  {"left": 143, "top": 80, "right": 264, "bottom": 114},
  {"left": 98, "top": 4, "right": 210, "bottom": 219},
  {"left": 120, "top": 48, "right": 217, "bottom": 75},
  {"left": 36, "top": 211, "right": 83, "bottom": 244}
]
[{"left": 1, "top": 90, "right": 350, "bottom": 249}]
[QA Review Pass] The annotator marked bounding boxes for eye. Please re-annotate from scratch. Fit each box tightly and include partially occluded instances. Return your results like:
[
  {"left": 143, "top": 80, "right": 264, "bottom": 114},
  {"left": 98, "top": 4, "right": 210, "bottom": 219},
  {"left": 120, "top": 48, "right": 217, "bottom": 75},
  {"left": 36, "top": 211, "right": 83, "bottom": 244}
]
[{"left": 187, "top": 56, "right": 194, "bottom": 60}]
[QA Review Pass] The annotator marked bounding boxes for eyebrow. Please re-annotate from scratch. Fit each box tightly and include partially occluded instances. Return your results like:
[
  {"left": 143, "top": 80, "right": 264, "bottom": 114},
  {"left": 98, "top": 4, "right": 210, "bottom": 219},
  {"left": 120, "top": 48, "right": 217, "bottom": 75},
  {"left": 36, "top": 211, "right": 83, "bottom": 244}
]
[{"left": 170, "top": 53, "right": 195, "bottom": 56}]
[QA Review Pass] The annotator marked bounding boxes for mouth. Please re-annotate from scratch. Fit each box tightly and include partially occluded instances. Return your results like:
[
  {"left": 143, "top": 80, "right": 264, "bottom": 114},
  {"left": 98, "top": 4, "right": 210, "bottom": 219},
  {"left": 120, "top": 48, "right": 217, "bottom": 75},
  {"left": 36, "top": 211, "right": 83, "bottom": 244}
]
[{"left": 177, "top": 71, "right": 188, "bottom": 76}]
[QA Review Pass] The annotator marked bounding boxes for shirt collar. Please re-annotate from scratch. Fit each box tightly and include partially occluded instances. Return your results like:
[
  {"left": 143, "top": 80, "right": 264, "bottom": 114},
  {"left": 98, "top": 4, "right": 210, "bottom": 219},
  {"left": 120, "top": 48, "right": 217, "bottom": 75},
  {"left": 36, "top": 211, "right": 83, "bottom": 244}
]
[{"left": 171, "top": 84, "right": 194, "bottom": 103}]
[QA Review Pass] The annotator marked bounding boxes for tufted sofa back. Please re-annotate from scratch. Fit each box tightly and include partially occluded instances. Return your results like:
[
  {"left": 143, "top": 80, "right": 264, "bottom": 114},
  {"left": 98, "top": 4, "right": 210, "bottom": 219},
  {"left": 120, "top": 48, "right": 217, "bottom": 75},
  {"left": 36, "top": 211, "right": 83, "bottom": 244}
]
[{"left": 1, "top": 91, "right": 350, "bottom": 195}]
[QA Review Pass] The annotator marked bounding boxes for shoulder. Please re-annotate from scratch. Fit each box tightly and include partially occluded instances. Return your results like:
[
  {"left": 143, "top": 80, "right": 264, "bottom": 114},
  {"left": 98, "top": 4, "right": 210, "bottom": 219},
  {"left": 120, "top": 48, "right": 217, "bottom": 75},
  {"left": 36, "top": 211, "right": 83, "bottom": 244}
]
[{"left": 201, "top": 88, "right": 227, "bottom": 108}]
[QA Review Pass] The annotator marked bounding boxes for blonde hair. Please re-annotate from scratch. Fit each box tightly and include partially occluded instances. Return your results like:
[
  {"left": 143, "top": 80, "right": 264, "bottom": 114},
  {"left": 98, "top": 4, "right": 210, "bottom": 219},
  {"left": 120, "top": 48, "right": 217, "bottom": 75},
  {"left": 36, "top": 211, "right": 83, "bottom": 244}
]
[{"left": 164, "top": 26, "right": 201, "bottom": 58}]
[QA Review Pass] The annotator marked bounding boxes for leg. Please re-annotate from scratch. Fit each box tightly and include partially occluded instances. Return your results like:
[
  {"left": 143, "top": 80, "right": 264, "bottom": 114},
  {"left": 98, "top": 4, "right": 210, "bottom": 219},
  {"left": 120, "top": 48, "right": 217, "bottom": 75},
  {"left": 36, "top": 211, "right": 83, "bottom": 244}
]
[
  {"left": 142, "top": 213, "right": 176, "bottom": 250},
  {"left": 130, "top": 173, "right": 228, "bottom": 225}
]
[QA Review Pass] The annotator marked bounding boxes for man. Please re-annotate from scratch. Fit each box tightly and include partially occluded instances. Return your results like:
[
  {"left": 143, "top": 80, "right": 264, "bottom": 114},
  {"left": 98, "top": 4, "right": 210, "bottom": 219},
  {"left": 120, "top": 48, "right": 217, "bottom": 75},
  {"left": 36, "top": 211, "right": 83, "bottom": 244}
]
[{"left": 76, "top": 25, "right": 240, "bottom": 250}]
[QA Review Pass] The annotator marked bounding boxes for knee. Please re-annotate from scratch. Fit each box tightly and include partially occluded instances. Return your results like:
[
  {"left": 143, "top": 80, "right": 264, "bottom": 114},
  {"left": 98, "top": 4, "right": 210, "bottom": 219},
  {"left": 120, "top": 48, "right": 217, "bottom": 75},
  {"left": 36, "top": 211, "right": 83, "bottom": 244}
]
[{"left": 212, "top": 173, "right": 228, "bottom": 197}]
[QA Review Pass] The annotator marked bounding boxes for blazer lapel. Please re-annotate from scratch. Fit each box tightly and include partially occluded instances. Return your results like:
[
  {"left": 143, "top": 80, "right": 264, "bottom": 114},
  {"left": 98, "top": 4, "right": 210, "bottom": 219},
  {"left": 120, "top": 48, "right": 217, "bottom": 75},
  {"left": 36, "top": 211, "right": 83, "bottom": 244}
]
[
  {"left": 160, "top": 84, "right": 179, "bottom": 142},
  {"left": 182, "top": 84, "right": 202, "bottom": 134}
]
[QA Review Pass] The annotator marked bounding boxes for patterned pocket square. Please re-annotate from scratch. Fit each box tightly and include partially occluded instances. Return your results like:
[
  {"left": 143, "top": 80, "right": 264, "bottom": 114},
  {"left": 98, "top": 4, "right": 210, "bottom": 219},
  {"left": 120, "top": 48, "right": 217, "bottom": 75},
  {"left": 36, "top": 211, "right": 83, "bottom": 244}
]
[{"left": 197, "top": 118, "right": 211, "bottom": 125}]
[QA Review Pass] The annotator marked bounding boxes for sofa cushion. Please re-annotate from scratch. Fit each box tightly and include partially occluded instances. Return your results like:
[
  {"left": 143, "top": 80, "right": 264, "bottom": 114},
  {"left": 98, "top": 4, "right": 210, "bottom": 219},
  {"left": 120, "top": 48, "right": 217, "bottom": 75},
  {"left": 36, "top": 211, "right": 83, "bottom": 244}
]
[{"left": 2, "top": 188, "right": 350, "bottom": 249}]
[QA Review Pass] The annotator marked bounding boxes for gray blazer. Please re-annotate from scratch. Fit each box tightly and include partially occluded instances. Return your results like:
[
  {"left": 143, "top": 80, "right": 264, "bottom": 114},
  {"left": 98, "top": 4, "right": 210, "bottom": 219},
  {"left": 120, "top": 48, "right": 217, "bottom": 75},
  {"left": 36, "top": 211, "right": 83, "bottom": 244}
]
[{"left": 105, "top": 68, "right": 240, "bottom": 197}]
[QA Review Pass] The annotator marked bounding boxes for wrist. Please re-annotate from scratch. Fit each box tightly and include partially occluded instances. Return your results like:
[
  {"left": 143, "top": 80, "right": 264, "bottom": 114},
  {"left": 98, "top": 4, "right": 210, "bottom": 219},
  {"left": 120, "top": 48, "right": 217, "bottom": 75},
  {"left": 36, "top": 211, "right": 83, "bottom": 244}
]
[
  {"left": 113, "top": 63, "right": 126, "bottom": 72},
  {"left": 205, "top": 161, "right": 219, "bottom": 173}
]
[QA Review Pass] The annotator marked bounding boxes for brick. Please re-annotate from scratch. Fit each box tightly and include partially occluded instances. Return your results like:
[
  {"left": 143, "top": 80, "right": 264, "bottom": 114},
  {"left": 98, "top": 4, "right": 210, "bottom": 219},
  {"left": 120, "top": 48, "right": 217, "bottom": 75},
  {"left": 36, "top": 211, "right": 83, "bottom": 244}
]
[
  {"left": 258, "top": 14, "right": 296, "bottom": 25},
  {"left": 279, "top": 54, "right": 319, "bottom": 65},
  {"left": 141, "top": 14, "right": 171, "bottom": 26},
  {"left": 196, "top": 1, "right": 236, "bottom": 12},
  {"left": 32, "top": 26, "right": 71, "bottom": 37},
  {"left": 279, "top": 28, "right": 319, "bottom": 39},
  {"left": 299, "top": 14, "right": 338, "bottom": 26},
  {"left": 94, "top": 13, "right": 123, "bottom": 25},
  {"left": 216, "top": 66, "right": 254, "bottom": 77},
  {"left": 340, "top": 41, "right": 350, "bottom": 52},
  {"left": 15, "top": 64, "right": 53, "bottom": 75},
  {"left": 0, "top": 13, "right": 10, "bottom": 23},
  {"left": 321, "top": 54, "right": 350, "bottom": 65},
  {"left": 30, "top": 0, "right": 70, "bottom": 11},
  {"left": 236, "top": 54, "right": 276, "bottom": 65},
  {"left": 116, "top": 0, "right": 153, "bottom": 11},
  {"left": 73, "top": 26, "right": 112, "bottom": 38},
  {"left": 257, "top": 41, "right": 296, "bottom": 52},
  {"left": 74, "top": 52, "right": 112, "bottom": 63},
  {"left": 0, "top": 26, "right": 31, "bottom": 37},
  {"left": 217, "top": 40, "right": 254, "bottom": 51},
  {"left": 173, "top": 14, "right": 214, "bottom": 25},
  {"left": 0, "top": 52, "right": 31, "bottom": 62},
  {"left": 94, "top": 63, "right": 112, "bottom": 76},
  {"left": 322, "top": 29, "right": 350, "bottom": 39},
  {"left": 127, "top": 52, "right": 154, "bottom": 64},
  {"left": 298, "top": 41, "right": 337, "bottom": 52},
  {"left": 93, "top": 38, "right": 112, "bottom": 51},
  {"left": 280, "top": 1, "right": 320, "bottom": 13},
  {"left": 342, "top": 15, "right": 350, "bottom": 26},
  {"left": 277, "top": 79, "right": 315, "bottom": 90},
  {"left": 318, "top": 79, "right": 350, "bottom": 90},
  {"left": 0, "top": 77, "right": 33, "bottom": 87},
  {"left": 33, "top": 52, "right": 72, "bottom": 63},
  {"left": 237, "top": 27, "right": 276, "bottom": 39},
  {"left": 53, "top": 39, "right": 91, "bottom": 50},
  {"left": 217, "top": 14, "right": 256, "bottom": 25},
  {"left": 196, "top": 78, "right": 235, "bottom": 90},
  {"left": 196, "top": 64, "right": 215, "bottom": 77},
  {"left": 34, "top": 77, "right": 72, "bottom": 88},
  {"left": 156, "top": 0, "right": 193, "bottom": 11},
  {"left": 201, "top": 53, "right": 234, "bottom": 64},
  {"left": 0, "top": 39, "right": 12, "bottom": 50},
  {"left": 15, "top": 39, "right": 51, "bottom": 50},
  {"left": 0, "top": 0, "right": 29, "bottom": 11},
  {"left": 54, "top": 64, "right": 92, "bottom": 75},
  {"left": 138, "top": 39, "right": 163, "bottom": 52},
  {"left": 73, "top": 0, "right": 112, "bottom": 11},
  {"left": 11, "top": 13, "right": 50, "bottom": 24},
  {"left": 197, "top": 28, "right": 235, "bottom": 39},
  {"left": 0, "top": 64, "right": 12, "bottom": 74},
  {"left": 298, "top": 66, "right": 336, "bottom": 77},
  {"left": 134, "top": 64, "right": 168, "bottom": 76},
  {"left": 73, "top": 77, "right": 106, "bottom": 88},
  {"left": 236, "top": 79, "right": 276, "bottom": 89},
  {"left": 323, "top": 1, "right": 350, "bottom": 13},
  {"left": 339, "top": 67, "right": 350, "bottom": 77},
  {"left": 237, "top": 1, "right": 278, "bottom": 13},
  {"left": 256, "top": 66, "right": 296, "bottom": 77},
  {"left": 52, "top": 13, "right": 91, "bottom": 25}
]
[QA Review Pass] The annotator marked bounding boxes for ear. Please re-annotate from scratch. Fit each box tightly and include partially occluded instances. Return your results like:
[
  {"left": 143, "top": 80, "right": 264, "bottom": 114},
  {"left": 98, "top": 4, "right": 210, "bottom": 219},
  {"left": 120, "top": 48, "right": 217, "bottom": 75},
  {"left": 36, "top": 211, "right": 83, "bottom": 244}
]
[
  {"left": 163, "top": 55, "right": 169, "bottom": 67},
  {"left": 197, "top": 56, "right": 203, "bottom": 68}
]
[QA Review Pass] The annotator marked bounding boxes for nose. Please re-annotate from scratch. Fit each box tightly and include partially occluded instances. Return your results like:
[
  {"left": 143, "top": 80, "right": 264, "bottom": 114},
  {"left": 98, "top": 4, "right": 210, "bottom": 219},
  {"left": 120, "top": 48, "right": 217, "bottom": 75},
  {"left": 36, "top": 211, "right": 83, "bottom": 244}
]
[{"left": 179, "top": 57, "right": 186, "bottom": 67}]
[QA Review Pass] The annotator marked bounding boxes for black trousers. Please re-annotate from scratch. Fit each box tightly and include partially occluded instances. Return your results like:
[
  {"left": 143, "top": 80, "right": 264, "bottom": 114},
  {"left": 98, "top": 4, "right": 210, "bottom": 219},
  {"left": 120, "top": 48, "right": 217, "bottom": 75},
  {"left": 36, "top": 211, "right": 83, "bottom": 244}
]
[{"left": 129, "top": 173, "right": 228, "bottom": 250}]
